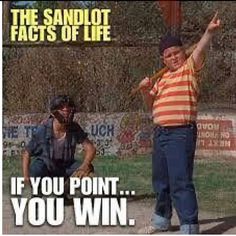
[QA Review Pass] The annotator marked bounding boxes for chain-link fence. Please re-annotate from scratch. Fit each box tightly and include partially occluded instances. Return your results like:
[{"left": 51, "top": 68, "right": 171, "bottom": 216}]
[
  {"left": 3, "top": 44, "right": 236, "bottom": 114},
  {"left": 3, "top": 1, "right": 236, "bottom": 114}
]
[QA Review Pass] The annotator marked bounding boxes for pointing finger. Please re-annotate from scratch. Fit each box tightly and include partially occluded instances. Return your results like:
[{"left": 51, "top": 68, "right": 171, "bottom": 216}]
[{"left": 212, "top": 11, "right": 218, "bottom": 22}]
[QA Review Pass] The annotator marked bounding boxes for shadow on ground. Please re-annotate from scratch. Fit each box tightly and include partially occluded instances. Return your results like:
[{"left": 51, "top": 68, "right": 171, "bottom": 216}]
[
  {"left": 147, "top": 216, "right": 236, "bottom": 234},
  {"left": 200, "top": 215, "right": 236, "bottom": 234}
]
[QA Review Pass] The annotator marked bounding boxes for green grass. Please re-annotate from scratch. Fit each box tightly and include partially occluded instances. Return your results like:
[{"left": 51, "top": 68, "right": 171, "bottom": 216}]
[
  {"left": 93, "top": 155, "right": 153, "bottom": 195},
  {"left": 3, "top": 156, "right": 236, "bottom": 214},
  {"left": 194, "top": 161, "right": 236, "bottom": 214}
]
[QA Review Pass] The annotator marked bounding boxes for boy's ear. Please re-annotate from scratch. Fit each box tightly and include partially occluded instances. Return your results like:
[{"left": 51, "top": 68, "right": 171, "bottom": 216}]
[{"left": 162, "top": 57, "right": 168, "bottom": 66}]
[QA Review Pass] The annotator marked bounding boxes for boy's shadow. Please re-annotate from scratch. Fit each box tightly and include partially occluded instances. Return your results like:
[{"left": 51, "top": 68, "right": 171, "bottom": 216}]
[
  {"left": 200, "top": 215, "right": 236, "bottom": 234},
  {"left": 169, "top": 215, "right": 236, "bottom": 234}
]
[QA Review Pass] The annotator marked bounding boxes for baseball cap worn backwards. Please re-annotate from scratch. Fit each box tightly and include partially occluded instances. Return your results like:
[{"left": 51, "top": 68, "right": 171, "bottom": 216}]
[{"left": 159, "top": 34, "right": 183, "bottom": 55}]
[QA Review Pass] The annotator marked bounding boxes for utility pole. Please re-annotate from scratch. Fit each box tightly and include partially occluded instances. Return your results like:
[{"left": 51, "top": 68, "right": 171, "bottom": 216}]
[{"left": 3, "top": 1, "right": 11, "bottom": 42}]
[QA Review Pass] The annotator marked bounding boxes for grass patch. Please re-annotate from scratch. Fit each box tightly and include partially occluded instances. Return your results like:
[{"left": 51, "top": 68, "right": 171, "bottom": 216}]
[
  {"left": 2, "top": 156, "right": 236, "bottom": 214},
  {"left": 93, "top": 155, "right": 153, "bottom": 195},
  {"left": 195, "top": 161, "right": 236, "bottom": 214}
]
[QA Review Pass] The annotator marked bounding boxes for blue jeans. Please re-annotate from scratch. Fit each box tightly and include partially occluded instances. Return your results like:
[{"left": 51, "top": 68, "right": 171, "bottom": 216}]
[
  {"left": 152, "top": 123, "right": 198, "bottom": 230},
  {"left": 30, "top": 158, "right": 82, "bottom": 178}
]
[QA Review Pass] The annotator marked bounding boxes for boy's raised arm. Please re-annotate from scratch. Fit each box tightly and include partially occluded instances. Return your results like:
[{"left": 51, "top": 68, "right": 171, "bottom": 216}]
[{"left": 193, "top": 12, "right": 221, "bottom": 70}]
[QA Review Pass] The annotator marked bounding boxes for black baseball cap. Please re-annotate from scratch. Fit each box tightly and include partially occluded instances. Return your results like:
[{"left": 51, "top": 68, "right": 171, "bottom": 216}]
[{"left": 159, "top": 34, "right": 183, "bottom": 55}]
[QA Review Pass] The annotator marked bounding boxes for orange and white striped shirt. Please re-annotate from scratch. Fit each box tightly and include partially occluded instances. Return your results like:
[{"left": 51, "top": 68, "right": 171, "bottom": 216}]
[{"left": 150, "top": 55, "right": 202, "bottom": 127}]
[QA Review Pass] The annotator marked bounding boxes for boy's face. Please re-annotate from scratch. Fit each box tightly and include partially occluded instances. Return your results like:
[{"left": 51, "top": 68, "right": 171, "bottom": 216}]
[
  {"left": 57, "top": 105, "right": 74, "bottom": 124},
  {"left": 52, "top": 104, "right": 74, "bottom": 125},
  {"left": 162, "top": 46, "right": 186, "bottom": 71},
  {"left": 58, "top": 105, "right": 72, "bottom": 119}
]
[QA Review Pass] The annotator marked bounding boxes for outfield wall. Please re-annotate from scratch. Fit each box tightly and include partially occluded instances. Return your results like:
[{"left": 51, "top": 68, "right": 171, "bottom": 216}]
[{"left": 3, "top": 112, "right": 236, "bottom": 159}]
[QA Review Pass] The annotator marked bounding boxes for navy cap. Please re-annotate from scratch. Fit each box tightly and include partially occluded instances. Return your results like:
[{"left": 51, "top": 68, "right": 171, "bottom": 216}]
[{"left": 159, "top": 34, "right": 183, "bottom": 55}]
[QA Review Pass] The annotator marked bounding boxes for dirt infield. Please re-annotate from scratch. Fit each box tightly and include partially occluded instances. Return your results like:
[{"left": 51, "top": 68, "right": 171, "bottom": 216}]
[{"left": 3, "top": 195, "right": 236, "bottom": 234}]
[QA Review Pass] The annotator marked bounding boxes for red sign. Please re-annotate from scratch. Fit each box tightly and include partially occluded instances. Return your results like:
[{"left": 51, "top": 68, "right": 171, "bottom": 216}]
[{"left": 197, "top": 119, "right": 236, "bottom": 150}]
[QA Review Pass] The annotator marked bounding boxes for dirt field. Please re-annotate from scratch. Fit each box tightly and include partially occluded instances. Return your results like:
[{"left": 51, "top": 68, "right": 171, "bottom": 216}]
[{"left": 3, "top": 195, "right": 236, "bottom": 234}]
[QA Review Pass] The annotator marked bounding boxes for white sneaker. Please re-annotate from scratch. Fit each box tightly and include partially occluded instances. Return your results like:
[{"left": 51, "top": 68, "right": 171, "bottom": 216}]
[{"left": 137, "top": 225, "right": 168, "bottom": 234}]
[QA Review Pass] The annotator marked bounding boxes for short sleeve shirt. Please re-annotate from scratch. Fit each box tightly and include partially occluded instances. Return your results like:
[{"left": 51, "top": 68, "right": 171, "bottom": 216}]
[
  {"left": 149, "top": 55, "right": 203, "bottom": 126},
  {"left": 25, "top": 118, "right": 88, "bottom": 165}
]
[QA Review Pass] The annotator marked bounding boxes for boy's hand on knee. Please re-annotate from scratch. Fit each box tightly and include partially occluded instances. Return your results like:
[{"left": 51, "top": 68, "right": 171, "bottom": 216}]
[
  {"left": 74, "top": 162, "right": 94, "bottom": 178},
  {"left": 24, "top": 175, "right": 30, "bottom": 185}
]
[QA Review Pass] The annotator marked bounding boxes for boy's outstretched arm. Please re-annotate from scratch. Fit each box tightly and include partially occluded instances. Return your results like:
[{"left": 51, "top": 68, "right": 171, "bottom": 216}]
[{"left": 193, "top": 12, "right": 221, "bottom": 70}]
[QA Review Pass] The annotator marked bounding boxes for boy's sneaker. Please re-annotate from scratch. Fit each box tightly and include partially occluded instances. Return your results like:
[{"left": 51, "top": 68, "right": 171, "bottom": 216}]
[
  {"left": 137, "top": 225, "right": 169, "bottom": 234},
  {"left": 180, "top": 224, "right": 199, "bottom": 234}
]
